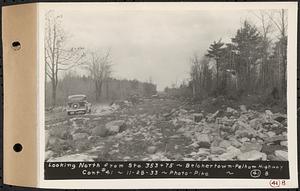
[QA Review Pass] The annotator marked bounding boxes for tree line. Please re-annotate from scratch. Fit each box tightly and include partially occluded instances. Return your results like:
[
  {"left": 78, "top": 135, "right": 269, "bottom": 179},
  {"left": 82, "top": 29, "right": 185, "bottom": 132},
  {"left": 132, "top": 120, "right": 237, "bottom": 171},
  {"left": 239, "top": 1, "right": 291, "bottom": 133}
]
[
  {"left": 169, "top": 10, "right": 287, "bottom": 103},
  {"left": 45, "top": 73, "right": 157, "bottom": 107}
]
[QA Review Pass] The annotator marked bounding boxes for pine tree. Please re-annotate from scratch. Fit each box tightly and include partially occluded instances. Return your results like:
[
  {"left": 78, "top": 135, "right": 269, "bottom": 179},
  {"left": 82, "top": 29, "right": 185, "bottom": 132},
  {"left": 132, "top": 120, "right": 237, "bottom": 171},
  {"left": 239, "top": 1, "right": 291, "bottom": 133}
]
[
  {"left": 231, "top": 20, "right": 263, "bottom": 93},
  {"left": 205, "top": 39, "right": 225, "bottom": 92}
]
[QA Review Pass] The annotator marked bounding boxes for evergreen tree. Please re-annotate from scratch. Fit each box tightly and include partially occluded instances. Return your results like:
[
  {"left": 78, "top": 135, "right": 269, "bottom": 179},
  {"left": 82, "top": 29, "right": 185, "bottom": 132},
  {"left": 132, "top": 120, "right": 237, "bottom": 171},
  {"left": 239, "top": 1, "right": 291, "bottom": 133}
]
[
  {"left": 205, "top": 39, "right": 225, "bottom": 92},
  {"left": 231, "top": 20, "right": 263, "bottom": 93}
]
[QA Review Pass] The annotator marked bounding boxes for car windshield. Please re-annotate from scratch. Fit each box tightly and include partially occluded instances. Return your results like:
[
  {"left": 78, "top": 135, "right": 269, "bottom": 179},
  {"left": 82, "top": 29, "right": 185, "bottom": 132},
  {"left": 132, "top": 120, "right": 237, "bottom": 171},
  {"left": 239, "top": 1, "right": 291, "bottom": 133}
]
[{"left": 68, "top": 95, "right": 87, "bottom": 102}]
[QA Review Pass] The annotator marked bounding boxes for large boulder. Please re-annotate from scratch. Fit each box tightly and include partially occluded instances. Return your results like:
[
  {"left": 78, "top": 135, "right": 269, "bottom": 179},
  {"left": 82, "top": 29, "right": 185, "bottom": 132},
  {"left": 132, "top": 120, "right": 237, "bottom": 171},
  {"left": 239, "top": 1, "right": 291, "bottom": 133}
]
[
  {"left": 193, "top": 113, "right": 204, "bottom": 123},
  {"left": 49, "top": 126, "right": 69, "bottom": 139},
  {"left": 147, "top": 146, "right": 158, "bottom": 154},
  {"left": 92, "top": 125, "right": 108, "bottom": 137},
  {"left": 240, "top": 142, "right": 262, "bottom": 152},
  {"left": 239, "top": 105, "right": 247, "bottom": 113},
  {"left": 210, "top": 146, "right": 226, "bottom": 155},
  {"left": 265, "top": 110, "right": 273, "bottom": 116},
  {"left": 261, "top": 144, "right": 287, "bottom": 155},
  {"left": 263, "top": 135, "right": 287, "bottom": 143},
  {"left": 218, "top": 146, "right": 241, "bottom": 161},
  {"left": 45, "top": 150, "right": 54, "bottom": 161},
  {"left": 226, "top": 107, "right": 238, "bottom": 114},
  {"left": 267, "top": 131, "right": 276, "bottom": 137},
  {"left": 275, "top": 150, "right": 288, "bottom": 161},
  {"left": 235, "top": 129, "right": 254, "bottom": 139},
  {"left": 273, "top": 114, "right": 287, "bottom": 123},
  {"left": 195, "top": 133, "right": 210, "bottom": 148},
  {"left": 280, "top": 141, "right": 288, "bottom": 147},
  {"left": 220, "top": 123, "right": 236, "bottom": 133},
  {"left": 228, "top": 137, "right": 242, "bottom": 148},
  {"left": 72, "top": 133, "right": 89, "bottom": 141},
  {"left": 219, "top": 140, "right": 232, "bottom": 149},
  {"left": 206, "top": 110, "right": 221, "bottom": 122},
  {"left": 249, "top": 118, "right": 262, "bottom": 130},
  {"left": 105, "top": 120, "right": 126, "bottom": 135},
  {"left": 237, "top": 150, "right": 267, "bottom": 160}
]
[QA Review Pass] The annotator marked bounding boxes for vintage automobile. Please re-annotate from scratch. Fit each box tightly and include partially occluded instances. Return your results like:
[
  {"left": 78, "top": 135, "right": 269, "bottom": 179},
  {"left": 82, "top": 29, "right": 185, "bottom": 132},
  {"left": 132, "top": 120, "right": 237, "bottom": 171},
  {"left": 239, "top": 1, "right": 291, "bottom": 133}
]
[{"left": 66, "top": 94, "right": 92, "bottom": 115}]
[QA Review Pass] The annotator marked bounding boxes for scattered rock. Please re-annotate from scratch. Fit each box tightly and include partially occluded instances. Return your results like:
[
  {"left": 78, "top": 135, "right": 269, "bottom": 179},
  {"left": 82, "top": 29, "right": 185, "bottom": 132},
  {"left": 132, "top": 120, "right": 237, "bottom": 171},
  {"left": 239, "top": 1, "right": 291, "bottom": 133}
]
[
  {"left": 92, "top": 125, "right": 108, "bottom": 137},
  {"left": 280, "top": 141, "right": 288, "bottom": 147},
  {"left": 147, "top": 146, "right": 157, "bottom": 154},
  {"left": 282, "top": 132, "right": 287, "bottom": 136},
  {"left": 105, "top": 120, "right": 126, "bottom": 134},
  {"left": 195, "top": 133, "right": 210, "bottom": 148},
  {"left": 240, "top": 105, "right": 247, "bottom": 112},
  {"left": 228, "top": 137, "right": 242, "bottom": 148},
  {"left": 249, "top": 118, "right": 262, "bottom": 130},
  {"left": 197, "top": 148, "right": 210, "bottom": 156},
  {"left": 240, "top": 142, "right": 262, "bottom": 152},
  {"left": 193, "top": 113, "right": 204, "bottom": 123},
  {"left": 45, "top": 150, "right": 54, "bottom": 161},
  {"left": 173, "top": 153, "right": 184, "bottom": 160},
  {"left": 218, "top": 146, "right": 241, "bottom": 161},
  {"left": 237, "top": 150, "right": 267, "bottom": 160},
  {"left": 267, "top": 154, "right": 282, "bottom": 161},
  {"left": 226, "top": 107, "right": 237, "bottom": 114},
  {"left": 275, "top": 150, "right": 288, "bottom": 161},
  {"left": 189, "top": 142, "right": 199, "bottom": 148},
  {"left": 261, "top": 145, "right": 287, "bottom": 155},
  {"left": 46, "top": 97, "right": 287, "bottom": 162},
  {"left": 240, "top": 137, "right": 250, "bottom": 143},
  {"left": 235, "top": 129, "right": 253, "bottom": 139},
  {"left": 210, "top": 146, "right": 226, "bottom": 154},
  {"left": 267, "top": 131, "right": 276, "bottom": 137},
  {"left": 47, "top": 137, "right": 60, "bottom": 147},
  {"left": 265, "top": 110, "right": 273, "bottom": 116},
  {"left": 220, "top": 124, "right": 236, "bottom": 133},
  {"left": 88, "top": 136, "right": 101, "bottom": 142},
  {"left": 264, "top": 135, "right": 287, "bottom": 143},
  {"left": 219, "top": 140, "right": 231, "bottom": 149},
  {"left": 207, "top": 110, "right": 221, "bottom": 122}
]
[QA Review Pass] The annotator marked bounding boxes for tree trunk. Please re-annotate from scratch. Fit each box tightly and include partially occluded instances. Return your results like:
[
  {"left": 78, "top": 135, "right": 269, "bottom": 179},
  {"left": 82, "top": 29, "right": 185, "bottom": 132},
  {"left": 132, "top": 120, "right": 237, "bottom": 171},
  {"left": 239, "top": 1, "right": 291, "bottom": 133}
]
[
  {"left": 95, "top": 79, "right": 103, "bottom": 102},
  {"left": 95, "top": 81, "right": 99, "bottom": 102},
  {"left": 281, "top": 41, "right": 287, "bottom": 99},
  {"left": 51, "top": 79, "right": 56, "bottom": 107},
  {"left": 216, "top": 60, "right": 219, "bottom": 92}
]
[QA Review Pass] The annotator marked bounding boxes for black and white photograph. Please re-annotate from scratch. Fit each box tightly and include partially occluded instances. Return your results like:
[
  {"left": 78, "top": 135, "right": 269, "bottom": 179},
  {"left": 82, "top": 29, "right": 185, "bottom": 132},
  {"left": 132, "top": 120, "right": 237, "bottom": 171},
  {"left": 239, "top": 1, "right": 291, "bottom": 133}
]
[{"left": 44, "top": 4, "right": 290, "bottom": 164}]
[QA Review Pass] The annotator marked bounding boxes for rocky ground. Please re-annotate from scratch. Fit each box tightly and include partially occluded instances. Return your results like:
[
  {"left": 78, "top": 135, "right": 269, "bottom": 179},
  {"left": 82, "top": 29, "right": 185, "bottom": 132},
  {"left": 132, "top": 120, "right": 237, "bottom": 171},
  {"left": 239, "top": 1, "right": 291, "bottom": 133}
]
[{"left": 45, "top": 97, "right": 288, "bottom": 162}]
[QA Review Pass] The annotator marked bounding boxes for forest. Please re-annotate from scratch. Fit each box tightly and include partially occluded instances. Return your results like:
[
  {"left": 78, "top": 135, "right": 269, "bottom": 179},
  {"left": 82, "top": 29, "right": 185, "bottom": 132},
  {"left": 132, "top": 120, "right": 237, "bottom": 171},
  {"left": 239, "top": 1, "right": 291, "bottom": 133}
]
[{"left": 168, "top": 10, "right": 287, "bottom": 110}]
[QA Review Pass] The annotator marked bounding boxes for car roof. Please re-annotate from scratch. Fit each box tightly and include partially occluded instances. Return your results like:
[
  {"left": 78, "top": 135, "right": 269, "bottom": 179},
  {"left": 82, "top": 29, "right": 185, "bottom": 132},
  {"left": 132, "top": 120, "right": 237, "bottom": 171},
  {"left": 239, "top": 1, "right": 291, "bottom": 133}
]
[{"left": 68, "top": 94, "right": 87, "bottom": 99}]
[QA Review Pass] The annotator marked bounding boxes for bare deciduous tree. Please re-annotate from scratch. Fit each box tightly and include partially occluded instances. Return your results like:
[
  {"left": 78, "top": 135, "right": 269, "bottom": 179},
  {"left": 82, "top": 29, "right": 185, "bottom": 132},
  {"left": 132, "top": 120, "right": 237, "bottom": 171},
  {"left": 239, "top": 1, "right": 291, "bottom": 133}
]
[
  {"left": 251, "top": 11, "right": 274, "bottom": 89},
  {"left": 84, "top": 50, "right": 112, "bottom": 102},
  {"left": 269, "top": 9, "right": 287, "bottom": 98},
  {"left": 45, "top": 10, "right": 85, "bottom": 107}
]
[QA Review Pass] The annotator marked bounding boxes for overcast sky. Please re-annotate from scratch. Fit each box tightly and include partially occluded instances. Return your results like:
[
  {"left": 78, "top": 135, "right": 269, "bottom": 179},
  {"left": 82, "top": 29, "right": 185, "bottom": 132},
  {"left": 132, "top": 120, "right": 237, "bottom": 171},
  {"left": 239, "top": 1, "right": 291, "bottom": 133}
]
[{"left": 43, "top": 4, "right": 270, "bottom": 91}]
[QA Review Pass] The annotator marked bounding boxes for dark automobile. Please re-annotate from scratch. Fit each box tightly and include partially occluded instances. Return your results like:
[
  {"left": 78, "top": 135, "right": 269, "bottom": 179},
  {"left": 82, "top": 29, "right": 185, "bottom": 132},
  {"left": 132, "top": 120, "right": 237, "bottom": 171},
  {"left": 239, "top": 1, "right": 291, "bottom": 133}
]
[{"left": 66, "top": 94, "right": 92, "bottom": 115}]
